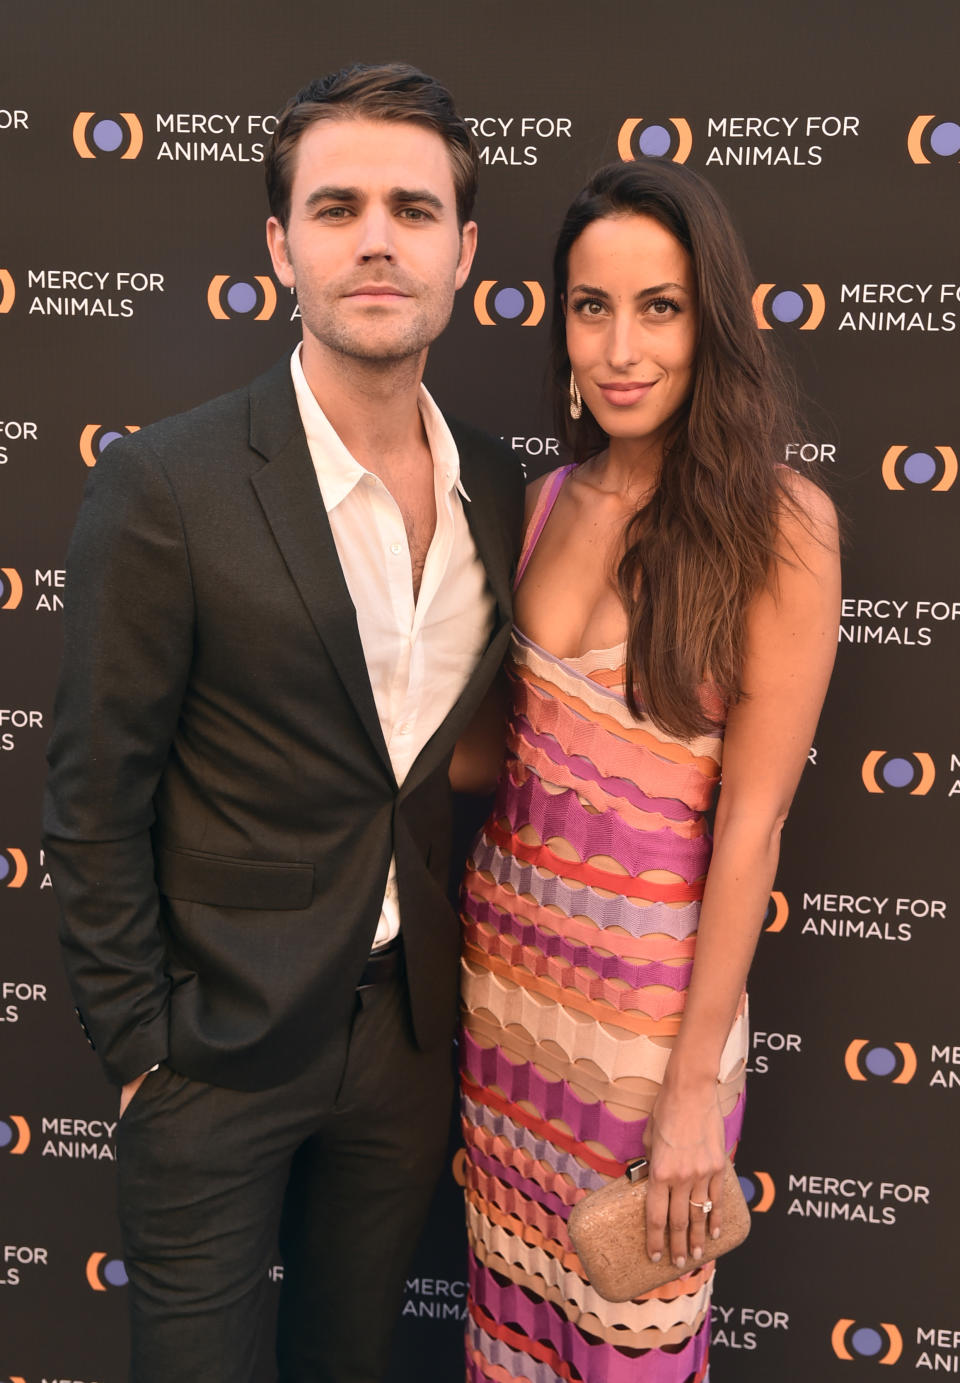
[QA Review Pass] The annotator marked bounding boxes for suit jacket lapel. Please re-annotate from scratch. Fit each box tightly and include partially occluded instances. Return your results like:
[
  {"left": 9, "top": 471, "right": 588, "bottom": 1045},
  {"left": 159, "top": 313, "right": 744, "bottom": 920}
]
[
  {"left": 247, "top": 360, "right": 394, "bottom": 779},
  {"left": 455, "top": 426, "right": 514, "bottom": 631}
]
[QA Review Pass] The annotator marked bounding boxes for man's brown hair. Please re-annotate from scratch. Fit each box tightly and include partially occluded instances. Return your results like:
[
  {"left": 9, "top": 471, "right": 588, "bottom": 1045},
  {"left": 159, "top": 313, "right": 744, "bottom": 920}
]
[{"left": 265, "top": 63, "right": 478, "bottom": 229}]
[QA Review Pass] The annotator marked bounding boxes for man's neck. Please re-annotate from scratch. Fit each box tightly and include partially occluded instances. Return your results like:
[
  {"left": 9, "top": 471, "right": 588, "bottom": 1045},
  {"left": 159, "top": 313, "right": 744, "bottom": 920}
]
[{"left": 299, "top": 335, "right": 429, "bottom": 474}]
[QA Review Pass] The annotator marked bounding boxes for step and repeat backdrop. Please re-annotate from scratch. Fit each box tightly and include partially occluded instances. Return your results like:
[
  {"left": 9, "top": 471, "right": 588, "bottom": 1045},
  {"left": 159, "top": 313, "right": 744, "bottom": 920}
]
[{"left": 1, "top": 2, "right": 957, "bottom": 1379}]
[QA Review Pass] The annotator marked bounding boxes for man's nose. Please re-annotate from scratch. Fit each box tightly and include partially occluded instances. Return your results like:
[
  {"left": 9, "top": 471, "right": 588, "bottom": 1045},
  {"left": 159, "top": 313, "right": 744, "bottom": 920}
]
[{"left": 356, "top": 205, "right": 395, "bottom": 261}]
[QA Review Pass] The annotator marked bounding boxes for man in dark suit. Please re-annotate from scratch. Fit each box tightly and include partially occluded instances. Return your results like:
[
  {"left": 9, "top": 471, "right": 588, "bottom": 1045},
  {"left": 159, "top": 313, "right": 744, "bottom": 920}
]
[{"left": 43, "top": 64, "right": 522, "bottom": 1383}]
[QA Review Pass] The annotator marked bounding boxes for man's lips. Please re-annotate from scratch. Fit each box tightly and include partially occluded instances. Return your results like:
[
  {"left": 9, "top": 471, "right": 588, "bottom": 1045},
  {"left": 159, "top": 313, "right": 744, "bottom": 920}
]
[
  {"left": 345, "top": 285, "right": 410, "bottom": 300},
  {"left": 596, "top": 381, "right": 656, "bottom": 406}
]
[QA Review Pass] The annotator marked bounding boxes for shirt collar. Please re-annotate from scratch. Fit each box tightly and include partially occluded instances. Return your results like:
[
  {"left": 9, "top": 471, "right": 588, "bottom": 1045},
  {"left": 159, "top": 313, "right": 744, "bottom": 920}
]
[{"left": 290, "top": 344, "right": 470, "bottom": 512}]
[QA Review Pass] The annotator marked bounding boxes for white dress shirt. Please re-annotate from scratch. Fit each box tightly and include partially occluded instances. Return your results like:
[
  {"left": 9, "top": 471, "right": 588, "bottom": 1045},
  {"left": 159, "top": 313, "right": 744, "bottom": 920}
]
[{"left": 290, "top": 346, "right": 495, "bottom": 948}]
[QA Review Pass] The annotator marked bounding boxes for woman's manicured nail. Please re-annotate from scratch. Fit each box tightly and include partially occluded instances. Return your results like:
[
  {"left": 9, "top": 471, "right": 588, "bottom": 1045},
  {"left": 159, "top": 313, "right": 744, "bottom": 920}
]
[
  {"left": 650, "top": 1251, "right": 662, "bottom": 1263},
  {"left": 675, "top": 1256, "right": 686, "bottom": 1269},
  {"left": 693, "top": 1246, "right": 703, "bottom": 1260},
  {"left": 712, "top": 1227, "right": 721, "bottom": 1240}
]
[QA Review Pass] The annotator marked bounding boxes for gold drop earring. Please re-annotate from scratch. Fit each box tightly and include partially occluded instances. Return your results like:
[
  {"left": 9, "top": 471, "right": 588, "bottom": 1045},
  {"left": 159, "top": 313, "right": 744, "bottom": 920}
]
[{"left": 569, "top": 371, "right": 582, "bottom": 420}]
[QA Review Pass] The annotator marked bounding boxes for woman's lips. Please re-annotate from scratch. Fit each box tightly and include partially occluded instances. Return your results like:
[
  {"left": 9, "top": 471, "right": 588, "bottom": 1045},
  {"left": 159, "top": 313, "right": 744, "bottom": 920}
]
[{"left": 596, "top": 381, "right": 655, "bottom": 407}]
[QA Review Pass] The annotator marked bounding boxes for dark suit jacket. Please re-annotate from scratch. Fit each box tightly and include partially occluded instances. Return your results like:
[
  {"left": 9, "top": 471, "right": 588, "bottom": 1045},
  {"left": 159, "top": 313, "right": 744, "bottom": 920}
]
[{"left": 43, "top": 357, "right": 523, "bottom": 1089}]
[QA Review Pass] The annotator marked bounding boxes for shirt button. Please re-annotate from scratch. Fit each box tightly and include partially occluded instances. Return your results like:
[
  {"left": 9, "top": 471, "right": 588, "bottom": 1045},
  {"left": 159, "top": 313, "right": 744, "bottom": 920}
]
[{"left": 390, "top": 542, "right": 402, "bottom": 556}]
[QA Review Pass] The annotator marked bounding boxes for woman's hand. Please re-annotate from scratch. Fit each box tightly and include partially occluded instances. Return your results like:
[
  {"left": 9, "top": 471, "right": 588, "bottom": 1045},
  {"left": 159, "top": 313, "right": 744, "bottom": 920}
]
[{"left": 642, "top": 1077, "right": 727, "bottom": 1270}]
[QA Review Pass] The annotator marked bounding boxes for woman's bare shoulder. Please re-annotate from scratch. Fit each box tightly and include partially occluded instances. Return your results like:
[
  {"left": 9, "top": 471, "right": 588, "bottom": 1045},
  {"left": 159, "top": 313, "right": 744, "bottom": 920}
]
[{"left": 776, "top": 468, "right": 839, "bottom": 559}]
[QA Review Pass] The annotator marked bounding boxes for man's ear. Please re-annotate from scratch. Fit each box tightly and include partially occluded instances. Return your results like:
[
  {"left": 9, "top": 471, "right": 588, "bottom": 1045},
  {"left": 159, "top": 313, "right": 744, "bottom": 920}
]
[
  {"left": 454, "top": 220, "right": 478, "bottom": 290},
  {"left": 266, "top": 216, "right": 296, "bottom": 289}
]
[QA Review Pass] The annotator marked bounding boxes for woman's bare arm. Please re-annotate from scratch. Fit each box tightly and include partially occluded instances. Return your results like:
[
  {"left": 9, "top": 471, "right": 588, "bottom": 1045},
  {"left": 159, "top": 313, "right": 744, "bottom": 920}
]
[{"left": 644, "top": 475, "right": 841, "bottom": 1268}]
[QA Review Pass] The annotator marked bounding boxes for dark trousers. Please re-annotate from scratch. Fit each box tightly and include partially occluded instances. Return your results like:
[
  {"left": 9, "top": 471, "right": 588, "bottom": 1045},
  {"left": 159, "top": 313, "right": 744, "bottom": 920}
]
[{"left": 115, "top": 971, "right": 454, "bottom": 1383}]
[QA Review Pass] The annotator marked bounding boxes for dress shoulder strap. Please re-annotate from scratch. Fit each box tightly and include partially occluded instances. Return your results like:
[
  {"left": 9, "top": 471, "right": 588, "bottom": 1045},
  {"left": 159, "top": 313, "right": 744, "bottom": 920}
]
[{"left": 515, "top": 463, "right": 577, "bottom": 588}]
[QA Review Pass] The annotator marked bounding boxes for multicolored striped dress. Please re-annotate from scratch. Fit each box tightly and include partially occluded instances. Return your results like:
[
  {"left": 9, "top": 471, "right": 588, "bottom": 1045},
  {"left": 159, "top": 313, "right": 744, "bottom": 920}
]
[{"left": 459, "top": 464, "right": 748, "bottom": 1383}]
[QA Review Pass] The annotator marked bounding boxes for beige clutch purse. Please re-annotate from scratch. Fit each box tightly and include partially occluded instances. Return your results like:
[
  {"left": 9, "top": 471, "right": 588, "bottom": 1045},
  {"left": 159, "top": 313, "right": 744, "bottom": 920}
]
[{"left": 567, "top": 1157, "right": 751, "bottom": 1302}]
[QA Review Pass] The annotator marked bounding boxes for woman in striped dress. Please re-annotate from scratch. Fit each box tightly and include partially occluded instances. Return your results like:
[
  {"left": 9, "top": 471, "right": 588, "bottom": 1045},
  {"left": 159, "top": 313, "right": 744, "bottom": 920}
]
[{"left": 457, "top": 160, "right": 840, "bottom": 1382}]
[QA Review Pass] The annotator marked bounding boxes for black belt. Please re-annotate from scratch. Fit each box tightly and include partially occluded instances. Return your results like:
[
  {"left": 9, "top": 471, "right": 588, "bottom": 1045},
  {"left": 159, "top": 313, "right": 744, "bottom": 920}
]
[{"left": 357, "top": 935, "right": 403, "bottom": 989}]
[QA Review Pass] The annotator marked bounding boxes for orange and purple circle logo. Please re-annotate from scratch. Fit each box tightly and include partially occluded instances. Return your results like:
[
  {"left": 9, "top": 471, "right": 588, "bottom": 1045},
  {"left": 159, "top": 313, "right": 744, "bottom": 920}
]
[
  {"left": 908, "top": 116, "right": 960, "bottom": 164},
  {"left": 882, "top": 445, "right": 957, "bottom": 492},
  {"left": 0, "top": 269, "right": 15, "bottom": 313},
  {"left": 738, "top": 1170, "right": 776, "bottom": 1212},
  {"left": 473, "top": 280, "right": 546, "bottom": 326},
  {"left": 0, "top": 570, "right": 23, "bottom": 611},
  {"left": 617, "top": 118, "right": 692, "bottom": 164},
  {"left": 79, "top": 424, "right": 140, "bottom": 467},
  {"left": 0, "top": 848, "right": 28, "bottom": 886},
  {"left": 845, "top": 1039, "right": 917, "bottom": 1084},
  {"left": 832, "top": 1319, "right": 903, "bottom": 1362},
  {"left": 861, "top": 751, "right": 935, "bottom": 796},
  {"left": 753, "top": 283, "right": 826, "bottom": 330},
  {"left": 0, "top": 1116, "right": 31, "bottom": 1154},
  {"left": 207, "top": 275, "right": 277, "bottom": 320},
  {"left": 73, "top": 111, "right": 143, "bottom": 159},
  {"left": 86, "top": 1252, "right": 129, "bottom": 1290}
]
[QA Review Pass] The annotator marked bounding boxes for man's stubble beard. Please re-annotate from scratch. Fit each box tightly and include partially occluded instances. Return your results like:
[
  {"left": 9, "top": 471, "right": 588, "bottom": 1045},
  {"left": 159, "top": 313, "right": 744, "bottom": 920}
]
[{"left": 297, "top": 282, "right": 457, "bottom": 368}]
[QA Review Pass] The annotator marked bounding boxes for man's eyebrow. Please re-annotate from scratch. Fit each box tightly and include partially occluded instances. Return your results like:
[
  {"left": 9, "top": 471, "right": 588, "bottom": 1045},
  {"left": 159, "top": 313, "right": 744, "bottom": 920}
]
[
  {"left": 301, "top": 186, "right": 446, "bottom": 212},
  {"left": 389, "top": 187, "right": 445, "bottom": 211},
  {"left": 303, "top": 185, "right": 360, "bottom": 210}
]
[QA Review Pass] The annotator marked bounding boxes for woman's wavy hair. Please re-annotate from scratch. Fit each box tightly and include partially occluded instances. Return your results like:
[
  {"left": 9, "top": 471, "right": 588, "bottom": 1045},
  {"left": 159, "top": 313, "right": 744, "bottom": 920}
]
[{"left": 552, "top": 159, "right": 810, "bottom": 737}]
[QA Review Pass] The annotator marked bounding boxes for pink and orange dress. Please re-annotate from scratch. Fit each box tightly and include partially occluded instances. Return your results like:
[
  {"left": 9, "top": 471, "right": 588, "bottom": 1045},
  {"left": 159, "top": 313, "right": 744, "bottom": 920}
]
[{"left": 460, "top": 464, "right": 748, "bottom": 1383}]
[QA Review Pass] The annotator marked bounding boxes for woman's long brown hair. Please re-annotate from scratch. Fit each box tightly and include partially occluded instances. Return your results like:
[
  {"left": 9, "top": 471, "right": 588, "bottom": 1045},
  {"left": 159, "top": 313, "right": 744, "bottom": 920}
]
[{"left": 552, "top": 159, "right": 815, "bottom": 738}]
